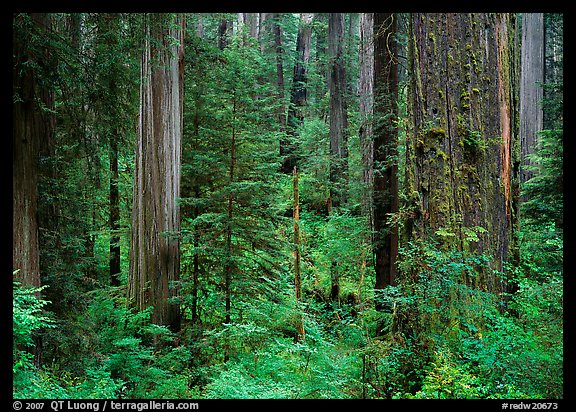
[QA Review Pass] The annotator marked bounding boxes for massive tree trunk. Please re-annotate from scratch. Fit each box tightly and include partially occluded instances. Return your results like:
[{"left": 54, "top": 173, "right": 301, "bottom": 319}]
[
  {"left": 327, "top": 13, "right": 349, "bottom": 301},
  {"left": 407, "top": 13, "right": 518, "bottom": 293},
  {"left": 13, "top": 13, "right": 55, "bottom": 288},
  {"left": 519, "top": 13, "right": 544, "bottom": 186},
  {"left": 373, "top": 13, "right": 399, "bottom": 305},
  {"left": 129, "top": 13, "right": 185, "bottom": 332}
]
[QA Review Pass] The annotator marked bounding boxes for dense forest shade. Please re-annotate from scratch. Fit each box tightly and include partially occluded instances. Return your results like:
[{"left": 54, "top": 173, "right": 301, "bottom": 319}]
[{"left": 13, "top": 12, "right": 563, "bottom": 400}]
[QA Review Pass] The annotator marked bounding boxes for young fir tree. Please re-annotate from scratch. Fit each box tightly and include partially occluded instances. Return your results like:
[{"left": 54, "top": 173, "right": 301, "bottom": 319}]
[{"left": 180, "top": 28, "right": 285, "bottom": 354}]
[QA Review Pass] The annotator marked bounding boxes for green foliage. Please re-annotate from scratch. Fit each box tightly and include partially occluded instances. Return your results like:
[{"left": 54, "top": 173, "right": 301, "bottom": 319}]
[
  {"left": 14, "top": 12, "right": 563, "bottom": 401},
  {"left": 407, "top": 348, "right": 527, "bottom": 399},
  {"left": 13, "top": 279, "right": 54, "bottom": 374},
  {"left": 386, "top": 235, "right": 563, "bottom": 399},
  {"left": 200, "top": 299, "right": 365, "bottom": 399}
]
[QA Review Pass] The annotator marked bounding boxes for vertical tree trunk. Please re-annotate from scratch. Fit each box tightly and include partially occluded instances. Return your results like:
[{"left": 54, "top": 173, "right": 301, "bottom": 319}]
[
  {"left": 225, "top": 92, "right": 237, "bottom": 329},
  {"left": 258, "top": 13, "right": 268, "bottom": 52},
  {"left": 293, "top": 166, "right": 305, "bottom": 342},
  {"left": 358, "top": 13, "right": 374, "bottom": 224},
  {"left": 222, "top": 91, "right": 237, "bottom": 363},
  {"left": 314, "top": 14, "right": 328, "bottom": 105},
  {"left": 328, "top": 12, "right": 349, "bottom": 210},
  {"left": 129, "top": 13, "right": 185, "bottom": 332},
  {"left": 282, "top": 13, "right": 314, "bottom": 173},
  {"left": 373, "top": 13, "right": 399, "bottom": 307},
  {"left": 247, "top": 13, "right": 259, "bottom": 38},
  {"left": 191, "top": 185, "right": 201, "bottom": 325},
  {"left": 328, "top": 13, "right": 349, "bottom": 301},
  {"left": 218, "top": 17, "right": 232, "bottom": 50},
  {"left": 109, "top": 132, "right": 121, "bottom": 286},
  {"left": 407, "top": 13, "right": 517, "bottom": 292},
  {"left": 13, "top": 13, "right": 54, "bottom": 289},
  {"left": 519, "top": 13, "right": 544, "bottom": 186},
  {"left": 272, "top": 14, "right": 286, "bottom": 132}
]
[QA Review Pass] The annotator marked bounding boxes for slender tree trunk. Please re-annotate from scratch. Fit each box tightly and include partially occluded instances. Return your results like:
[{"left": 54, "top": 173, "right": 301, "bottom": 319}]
[
  {"left": 191, "top": 184, "right": 201, "bottom": 325},
  {"left": 109, "top": 132, "right": 121, "bottom": 286},
  {"left": 373, "top": 13, "right": 399, "bottom": 308},
  {"left": 225, "top": 92, "right": 237, "bottom": 328},
  {"left": 222, "top": 91, "right": 238, "bottom": 362},
  {"left": 519, "top": 13, "right": 544, "bottom": 186},
  {"left": 293, "top": 166, "right": 305, "bottom": 342},
  {"left": 129, "top": 13, "right": 185, "bottom": 332}
]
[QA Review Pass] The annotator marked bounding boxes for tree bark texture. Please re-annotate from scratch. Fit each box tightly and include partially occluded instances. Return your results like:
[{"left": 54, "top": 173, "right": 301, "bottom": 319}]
[
  {"left": 13, "top": 13, "right": 55, "bottom": 288},
  {"left": 328, "top": 12, "right": 349, "bottom": 210},
  {"left": 358, "top": 13, "right": 374, "bottom": 222},
  {"left": 129, "top": 13, "right": 185, "bottom": 332},
  {"left": 328, "top": 13, "right": 348, "bottom": 301},
  {"left": 408, "top": 13, "right": 517, "bottom": 292},
  {"left": 373, "top": 13, "right": 399, "bottom": 295},
  {"left": 519, "top": 13, "right": 544, "bottom": 186}
]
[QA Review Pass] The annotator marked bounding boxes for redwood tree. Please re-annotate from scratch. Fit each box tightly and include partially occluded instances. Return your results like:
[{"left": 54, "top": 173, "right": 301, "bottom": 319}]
[
  {"left": 128, "top": 13, "right": 185, "bottom": 332},
  {"left": 358, "top": 13, "right": 374, "bottom": 221},
  {"left": 13, "top": 14, "right": 55, "bottom": 288},
  {"left": 373, "top": 13, "right": 399, "bottom": 303},
  {"left": 406, "top": 13, "right": 518, "bottom": 292},
  {"left": 282, "top": 13, "right": 314, "bottom": 173},
  {"left": 328, "top": 12, "right": 349, "bottom": 212},
  {"left": 327, "top": 12, "right": 349, "bottom": 301},
  {"left": 519, "top": 13, "right": 544, "bottom": 186}
]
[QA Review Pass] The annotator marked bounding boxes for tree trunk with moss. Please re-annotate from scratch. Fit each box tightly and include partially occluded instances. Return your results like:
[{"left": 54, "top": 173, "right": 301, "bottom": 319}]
[
  {"left": 406, "top": 13, "right": 519, "bottom": 293},
  {"left": 129, "top": 13, "right": 185, "bottom": 332}
]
